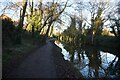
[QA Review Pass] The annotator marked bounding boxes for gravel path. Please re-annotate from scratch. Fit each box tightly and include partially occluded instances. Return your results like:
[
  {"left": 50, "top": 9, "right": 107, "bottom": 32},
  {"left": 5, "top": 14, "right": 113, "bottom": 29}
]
[{"left": 6, "top": 40, "right": 57, "bottom": 78}]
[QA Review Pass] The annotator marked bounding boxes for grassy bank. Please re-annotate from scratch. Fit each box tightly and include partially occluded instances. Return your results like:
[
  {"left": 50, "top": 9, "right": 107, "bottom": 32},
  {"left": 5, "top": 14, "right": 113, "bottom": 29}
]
[
  {"left": 97, "top": 36, "right": 119, "bottom": 48},
  {"left": 2, "top": 31, "right": 45, "bottom": 77}
]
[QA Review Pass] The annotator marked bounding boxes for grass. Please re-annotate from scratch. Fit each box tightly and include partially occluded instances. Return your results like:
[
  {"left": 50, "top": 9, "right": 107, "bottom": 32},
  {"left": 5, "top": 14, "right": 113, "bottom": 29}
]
[
  {"left": 98, "top": 36, "right": 119, "bottom": 48},
  {"left": 3, "top": 38, "right": 36, "bottom": 64},
  {"left": 2, "top": 32, "right": 45, "bottom": 77}
]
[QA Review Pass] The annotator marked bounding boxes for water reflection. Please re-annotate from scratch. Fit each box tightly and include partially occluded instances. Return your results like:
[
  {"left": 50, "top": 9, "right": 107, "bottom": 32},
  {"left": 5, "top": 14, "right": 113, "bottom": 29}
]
[{"left": 55, "top": 40, "right": 120, "bottom": 78}]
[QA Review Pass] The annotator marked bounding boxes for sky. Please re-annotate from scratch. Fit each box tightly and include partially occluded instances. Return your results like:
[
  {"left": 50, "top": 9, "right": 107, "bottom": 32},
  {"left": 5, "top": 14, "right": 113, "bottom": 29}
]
[
  {"left": 0, "top": 0, "right": 118, "bottom": 2},
  {"left": 0, "top": 0, "right": 119, "bottom": 31},
  {"left": 0, "top": 0, "right": 70, "bottom": 20},
  {"left": 0, "top": 0, "right": 119, "bottom": 19}
]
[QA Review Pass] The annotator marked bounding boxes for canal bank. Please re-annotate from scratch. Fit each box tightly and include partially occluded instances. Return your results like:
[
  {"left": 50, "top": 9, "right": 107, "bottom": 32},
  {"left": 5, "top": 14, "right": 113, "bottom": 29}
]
[{"left": 51, "top": 41, "right": 84, "bottom": 78}]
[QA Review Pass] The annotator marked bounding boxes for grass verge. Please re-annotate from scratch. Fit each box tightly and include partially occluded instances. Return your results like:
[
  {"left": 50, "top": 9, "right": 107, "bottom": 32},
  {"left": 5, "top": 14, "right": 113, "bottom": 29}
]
[{"left": 2, "top": 33, "right": 45, "bottom": 78}]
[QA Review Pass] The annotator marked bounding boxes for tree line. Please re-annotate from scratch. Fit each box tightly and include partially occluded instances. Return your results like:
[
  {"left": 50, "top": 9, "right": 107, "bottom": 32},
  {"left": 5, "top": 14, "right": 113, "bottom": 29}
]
[
  {"left": 1, "top": 0, "right": 120, "bottom": 46},
  {"left": 1, "top": 0, "right": 69, "bottom": 45},
  {"left": 58, "top": 1, "right": 120, "bottom": 46}
]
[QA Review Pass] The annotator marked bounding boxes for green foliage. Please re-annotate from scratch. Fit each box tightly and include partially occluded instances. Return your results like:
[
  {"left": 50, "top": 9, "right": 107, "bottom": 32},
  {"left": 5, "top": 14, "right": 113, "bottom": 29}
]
[
  {"left": 102, "top": 29, "right": 110, "bottom": 36},
  {"left": 26, "top": 9, "right": 42, "bottom": 32},
  {"left": 59, "top": 16, "right": 85, "bottom": 45},
  {"left": 61, "top": 16, "right": 78, "bottom": 38},
  {"left": 25, "top": 8, "right": 46, "bottom": 43},
  {"left": 109, "top": 2, "right": 120, "bottom": 40}
]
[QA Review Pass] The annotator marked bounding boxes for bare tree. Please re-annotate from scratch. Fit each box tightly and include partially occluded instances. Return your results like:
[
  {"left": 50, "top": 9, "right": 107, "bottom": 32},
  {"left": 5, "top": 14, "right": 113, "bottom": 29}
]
[
  {"left": 38, "top": 0, "right": 69, "bottom": 39},
  {"left": 109, "top": 1, "right": 120, "bottom": 39},
  {"left": 0, "top": 1, "right": 22, "bottom": 19},
  {"left": 19, "top": 0, "right": 28, "bottom": 29},
  {"left": 83, "top": 1, "right": 111, "bottom": 44},
  {"left": 17, "top": 0, "right": 28, "bottom": 43}
]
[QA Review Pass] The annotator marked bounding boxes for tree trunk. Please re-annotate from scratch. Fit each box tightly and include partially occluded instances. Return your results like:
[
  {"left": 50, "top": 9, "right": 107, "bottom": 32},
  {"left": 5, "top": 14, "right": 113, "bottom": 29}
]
[
  {"left": 19, "top": 0, "right": 28, "bottom": 29},
  {"left": 18, "top": 0, "right": 28, "bottom": 43},
  {"left": 45, "top": 22, "right": 52, "bottom": 39},
  {"left": 49, "top": 25, "right": 54, "bottom": 37}
]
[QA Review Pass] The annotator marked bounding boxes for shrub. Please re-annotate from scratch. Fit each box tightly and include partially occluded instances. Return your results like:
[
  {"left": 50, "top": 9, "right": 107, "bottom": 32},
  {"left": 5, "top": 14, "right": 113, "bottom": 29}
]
[{"left": 1, "top": 15, "right": 19, "bottom": 46}]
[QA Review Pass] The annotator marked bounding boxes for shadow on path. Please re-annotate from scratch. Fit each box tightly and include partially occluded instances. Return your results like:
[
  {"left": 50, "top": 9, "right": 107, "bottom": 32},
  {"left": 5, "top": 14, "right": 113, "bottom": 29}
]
[{"left": 7, "top": 40, "right": 57, "bottom": 78}]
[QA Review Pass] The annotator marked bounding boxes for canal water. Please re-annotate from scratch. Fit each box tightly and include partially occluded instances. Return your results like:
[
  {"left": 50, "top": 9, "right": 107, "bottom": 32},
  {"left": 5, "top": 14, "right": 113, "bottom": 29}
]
[{"left": 55, "top": 40, "right": 120, "bottom": 78}]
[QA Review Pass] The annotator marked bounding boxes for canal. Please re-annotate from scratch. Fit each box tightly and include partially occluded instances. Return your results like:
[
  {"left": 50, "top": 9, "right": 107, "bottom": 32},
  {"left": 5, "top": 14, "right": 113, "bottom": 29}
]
[{"left": 55, "top": 40, "right": 120, "bottom": 78}]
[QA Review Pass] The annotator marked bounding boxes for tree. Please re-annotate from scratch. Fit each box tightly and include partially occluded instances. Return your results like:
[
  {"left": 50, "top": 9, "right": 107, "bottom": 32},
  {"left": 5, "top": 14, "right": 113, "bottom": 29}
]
[
  {"left": 24, "top": 0, "right": 69, "bottom": 41},
  {"left": 60, "top": 15, "right": 80, "bottom": 43},
  {"left": 109, "top": 1, "right": 120, "bottom": 40},
  {"left": 1, "top": 0, "right": 28, "bottom": 44},
  {"left": 18, "top": 0, "right": 28, "bottom": 43},
  {"left": 39, "top": 0, "right": 69, "bottom": 40},
  {"left": 19, "top": 0, "right": 28, "bottom": 29},
  {"left": 83, "top": 1, "right": 110, "bottom": 45}
]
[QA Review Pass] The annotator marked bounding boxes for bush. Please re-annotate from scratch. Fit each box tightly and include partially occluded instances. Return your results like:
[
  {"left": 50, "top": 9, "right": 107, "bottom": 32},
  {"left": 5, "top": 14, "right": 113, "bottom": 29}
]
[{"left": 1, "top": 15, "right": 19, "bottom": 46}]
